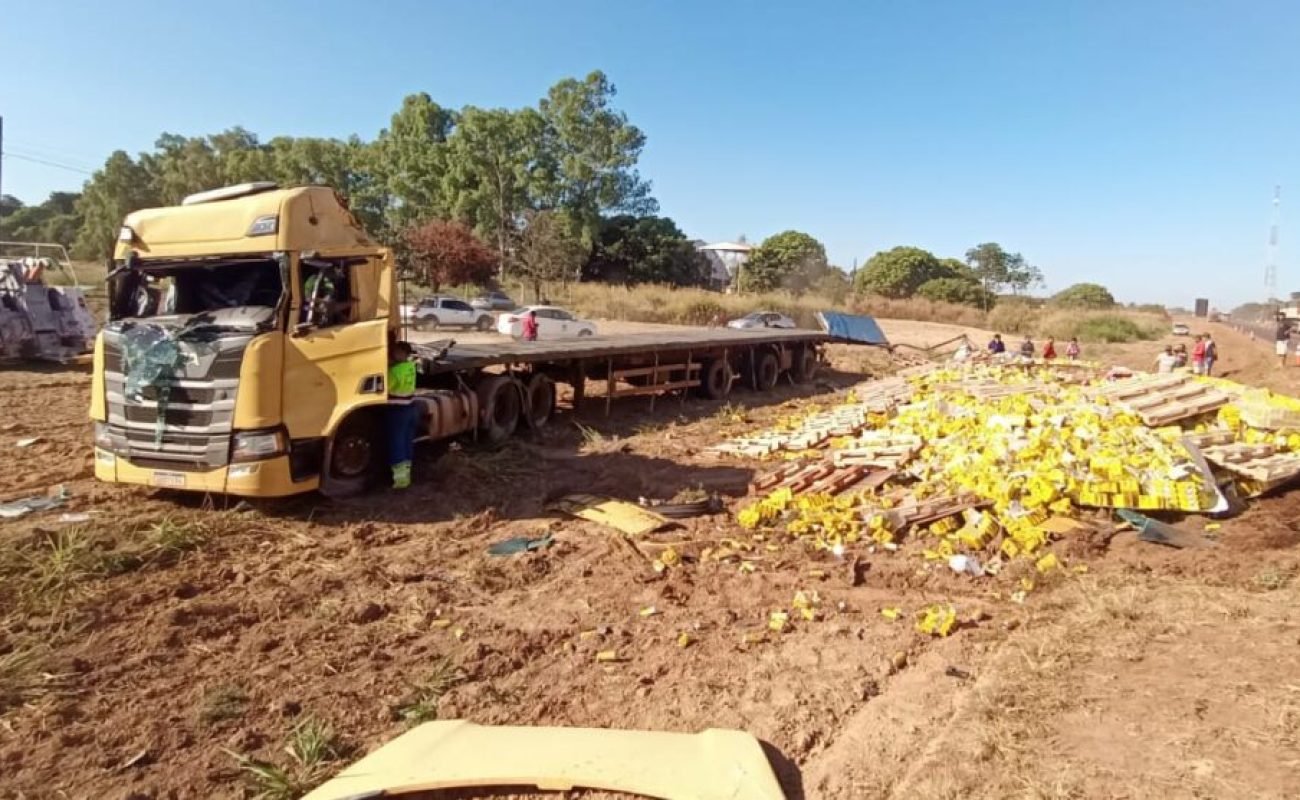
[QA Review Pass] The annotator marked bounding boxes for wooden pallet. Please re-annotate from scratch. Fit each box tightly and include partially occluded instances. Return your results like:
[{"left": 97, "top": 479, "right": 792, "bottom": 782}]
[
  {"left": 832, "top": 432, "right": 924, "bottom": 469},
  {"left": 1202, "top": 443, "right": 1300, "bottom": 483},
  {"left": 1090, "top": 374, "right": 1229, "bottom": 426}
]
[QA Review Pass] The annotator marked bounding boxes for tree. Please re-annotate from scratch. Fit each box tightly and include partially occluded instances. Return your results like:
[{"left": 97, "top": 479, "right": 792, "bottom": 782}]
[
  {"left": 741, "top": 230, "right": 827, "bottom": 292},
  {"left": 916, "top": 277, "right": 996, "bottom": 307},
  {"left": 854, "top": 246, "right": 949, "bottom": 298},
  {"left": 1052, "top": 282, "right": 1116, "bottom": 309},
  {"left": 373, "top": 93, "right": 457, "bottom": 231},
  {"left": 403, "top": 220, "right": 498, "bottom": 291},
  {"left": 532, "top": 71, "right": 657, "bottom": 243},
  {"left": 3, "top": 191, "right": 83, "bottom": 248},
  {"left": 584, "top": 215, "right": 709, "bottom": 286},
  {"left": 812, "top": 266, "right": 852, "bottom": 299},
  {"left": 443, "top": 107, "right": 542, "bottom": 267},
  {"left": 73, "top": 151, "right": 161, "bottom": 260},
  {"left": 964, "top": 242, "right": 1042, "bottom": 300},
  {"left": 514, "top": 210, "right": 586, "bottom": 301}
]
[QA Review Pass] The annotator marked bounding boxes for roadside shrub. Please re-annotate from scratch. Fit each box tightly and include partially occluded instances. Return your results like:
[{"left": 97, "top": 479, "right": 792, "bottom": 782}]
[
  {"left": 1036, "top": 311, "right": 1165, "bottom": 343},
  {"left": 987, "top": 299, "right": 1040, "bottom": 335},
  {"left": 679, "top": 299, "right": 725, "bottom": 326}
]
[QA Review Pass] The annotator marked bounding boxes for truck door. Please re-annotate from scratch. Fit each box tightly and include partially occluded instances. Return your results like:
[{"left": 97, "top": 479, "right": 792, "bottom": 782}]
[{"left": 282, "top": 253, "right": 389, "bottom": 441}]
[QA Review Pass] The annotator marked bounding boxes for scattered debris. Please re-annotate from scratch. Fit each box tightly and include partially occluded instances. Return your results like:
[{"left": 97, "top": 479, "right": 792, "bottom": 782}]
[
  {"left": 1117, "top": 510, "right": 1217, "bottom": 550},
  {"left": 0, "top": 485, "right": 69, "bottom": 520},
  {"left": 549, "top": 494, "right": 672, "bottom": 536},
  {"left": 487, "top": 532, "right": 555, "bottom": 556}
]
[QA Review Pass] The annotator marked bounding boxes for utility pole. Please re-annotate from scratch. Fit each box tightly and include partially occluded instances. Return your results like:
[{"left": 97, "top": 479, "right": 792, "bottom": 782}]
[{"left": 1266, "top": 185, "right": 1281, "bottom": 301}]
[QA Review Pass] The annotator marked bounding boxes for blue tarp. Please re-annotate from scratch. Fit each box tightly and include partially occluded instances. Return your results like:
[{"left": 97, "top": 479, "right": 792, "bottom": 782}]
[{"left": 817, "top": 312, "right": 890, "bottom": 347}]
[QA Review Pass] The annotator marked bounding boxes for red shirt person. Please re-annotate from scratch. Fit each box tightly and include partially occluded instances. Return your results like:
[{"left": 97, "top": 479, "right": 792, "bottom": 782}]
[
  {"left": 522, "top": 310, "right": 539, "bottom": 341},
  {"left": 1042, "top": 338, "right": 1057, "bottom": 359}
]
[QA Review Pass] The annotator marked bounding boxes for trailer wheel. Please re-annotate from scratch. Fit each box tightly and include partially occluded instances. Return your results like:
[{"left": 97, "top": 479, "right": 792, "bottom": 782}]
[
  {"left": 476, "top": 375, "right": 522, "bottom": 443},
  {"left": 792, "top": 347, "right": 819, "bottom": 383},
  {"left": 696, "top": 359, "right": 730, "bottom": 400},
  {"left": 749, "top": 350, "right": 780, "bottom": 392},
  {"left": 523, "top": 374, "right": 556, "bottom": 429}
]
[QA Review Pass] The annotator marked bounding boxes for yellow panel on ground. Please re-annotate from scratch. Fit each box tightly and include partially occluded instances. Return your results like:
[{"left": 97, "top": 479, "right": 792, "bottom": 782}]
[
  {"left": 303, "top": 720, "right": 786, "bottom": 800},
  {"left": 550, "top": 493, "right": 672, "bottom": 535}
]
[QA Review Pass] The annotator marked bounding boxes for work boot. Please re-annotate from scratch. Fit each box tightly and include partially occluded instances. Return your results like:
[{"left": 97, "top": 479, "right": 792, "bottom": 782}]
[{"left": 392, "top": 461, "right": 411, "bottom": 489}]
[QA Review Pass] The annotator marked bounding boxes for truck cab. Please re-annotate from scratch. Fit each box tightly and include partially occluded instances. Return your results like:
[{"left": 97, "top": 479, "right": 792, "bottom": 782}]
[{"left": 91, "top": 184, "right": 398, "bottom": 497}]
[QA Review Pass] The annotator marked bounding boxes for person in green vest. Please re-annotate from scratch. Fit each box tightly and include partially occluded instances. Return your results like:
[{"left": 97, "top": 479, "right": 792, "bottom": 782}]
[
  {"left": 302, "top": 265, "right": 351, "bottom": 325},
  {"left": 387, "top": 340, "right": 418, "bottom": 489}
]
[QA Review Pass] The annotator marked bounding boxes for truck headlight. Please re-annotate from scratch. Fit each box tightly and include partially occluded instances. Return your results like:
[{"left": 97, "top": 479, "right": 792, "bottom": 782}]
[
  {"left": 93, "top": 422, "right": 113, "bottom": 449},
  {"left": 230, "top": 428, "right": 288, "bottom": 463}
]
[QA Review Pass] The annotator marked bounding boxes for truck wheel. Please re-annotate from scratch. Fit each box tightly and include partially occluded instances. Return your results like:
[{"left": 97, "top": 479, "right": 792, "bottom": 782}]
[
  {"left": 524, "top": 374, "right": 556, "bottom": 430},
  {"left": 476, "top": 315, "right": 493, "bottom": 331},
  {"left": 578, "top": 329, "right": 593, "bottom": 337},
  {"left": 792, "top": 347, "right": 819, "bottom": 383},
  {"left": 323, "top": 411, "right": 383, "bottom": 497},
  {"left": 415, "top": 315, "right": 439, "bottom": 332},
  {"left": 476, "top": 375, "right": 522, "bottom": 444},
  {"left": 695, "top": 359, "right": 730, "bottom": 400},
  {"left": 749, "top": 350, "right": 780, "bottom": 392}
]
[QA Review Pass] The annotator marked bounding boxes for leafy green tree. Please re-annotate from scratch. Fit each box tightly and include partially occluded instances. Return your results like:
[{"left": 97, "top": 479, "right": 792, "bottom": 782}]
[
  {"left": 584, "top": 215, "right": 709, "bottom": 286},
  {"left": 964, "top": 242, "right": 1042, "bottom": 299},
  {"left": 74, "top": 151, "right": 161, "bottom": 260},
  {"left": 514, "top": 210, "right": 586, "bottom": 301},
  {"left": 811, "top": 266, "right": 852, "bottom": 299},
  {"left": 741, "top": 230, "right": 827, "bottom": 292},
  {"left": 1052, "top": 282, "right": 1116, "bottom": 309},
  {"left": 3, "top": 191, "right": 83, "bottom": 248},
  {"left": 443, "top": 107, "right": 542, "bottom": 266},
  {"left": 532, "top": 71, "right": 657, "bottom": 243},
  {"left": 916, "top": 277, "right": 996, "bottom": 307},
  {"left": 373, "top": 93, "right": 457, "bottom": 231},
  {"left": 404, "top": 219, "right": 498, "bottom": 291},
  {"left": 854, "top": 246, "right": 949, "bottom": 298}
]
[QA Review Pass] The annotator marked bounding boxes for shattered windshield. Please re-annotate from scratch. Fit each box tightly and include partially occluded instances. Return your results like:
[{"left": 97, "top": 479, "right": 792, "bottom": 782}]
[{"left": 109, "top": 257, "right": 284, "bottom": 330}]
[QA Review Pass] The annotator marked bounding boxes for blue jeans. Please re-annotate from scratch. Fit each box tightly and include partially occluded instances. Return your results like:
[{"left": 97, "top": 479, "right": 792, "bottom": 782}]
[{"left": 387, "top": 403, "right": 418, "bottom": 466}]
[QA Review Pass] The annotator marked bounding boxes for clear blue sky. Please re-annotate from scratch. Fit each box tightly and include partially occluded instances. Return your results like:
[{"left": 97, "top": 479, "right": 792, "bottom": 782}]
[{"left": 3, "top": 0, "right": 1298, "bottom": 308}]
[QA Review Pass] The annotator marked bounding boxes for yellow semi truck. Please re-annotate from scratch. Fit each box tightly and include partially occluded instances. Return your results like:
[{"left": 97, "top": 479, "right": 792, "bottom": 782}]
[{"left": 91, "top": 183, "right": 832, "bottom": 498}]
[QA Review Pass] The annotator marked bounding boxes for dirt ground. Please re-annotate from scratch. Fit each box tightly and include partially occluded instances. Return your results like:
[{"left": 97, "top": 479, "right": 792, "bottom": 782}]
[{"left": 2, "top": 317, "right": 1299, "bottom": 800}]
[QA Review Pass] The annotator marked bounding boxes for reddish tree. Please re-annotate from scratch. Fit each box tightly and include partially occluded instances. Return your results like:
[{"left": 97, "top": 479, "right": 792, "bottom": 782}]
[{"left": 404, "top": 219, "right": 498, "bottom": 291}]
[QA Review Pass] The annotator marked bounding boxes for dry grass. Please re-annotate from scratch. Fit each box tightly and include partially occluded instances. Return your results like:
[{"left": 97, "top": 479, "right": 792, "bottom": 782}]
[
  {"left": 227, "top": 715, "right": 343, "bottom": 800},
  {"left": 550, "top": 283, "right": 1165, "bottom": 343}
]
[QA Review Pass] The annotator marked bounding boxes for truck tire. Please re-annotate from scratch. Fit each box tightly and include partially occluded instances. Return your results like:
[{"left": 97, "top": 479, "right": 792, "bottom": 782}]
[
  {"left": 476, "top": 375, "right": 522, "bottom": 444},
  {"left": 792, "top": 347, "right": 819, "bottom": 383},
  {"left": 322, "top": 411, "right": 383, "bottom": 497},
  {"left": 415, "top": 315, "right": 439, "bottom": 332},
  {"left": 749, "top": 350, "right": 780, "bottom": 392},
  {"left": 695, "top": 359, "right": 730, "bottom": 400},
  {"left": 524, "top": 373, "right": 556, "bottom": 430},
  {"left": 476, "top": 315, "right": 493, "bottom": 331}
]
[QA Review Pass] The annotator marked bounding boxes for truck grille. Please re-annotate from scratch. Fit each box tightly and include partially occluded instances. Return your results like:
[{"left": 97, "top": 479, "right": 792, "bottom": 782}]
[{"left": 101, "top": 326, "right": 253, "bottom": 470}]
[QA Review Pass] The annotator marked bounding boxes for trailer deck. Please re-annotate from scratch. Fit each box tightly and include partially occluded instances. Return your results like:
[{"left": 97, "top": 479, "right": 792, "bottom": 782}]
[{"left": 414, "top": 327, "right": 831, "bottom": 374}]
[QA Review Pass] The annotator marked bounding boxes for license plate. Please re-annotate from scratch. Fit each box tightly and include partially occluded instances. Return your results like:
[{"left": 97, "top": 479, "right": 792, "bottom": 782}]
[{"left": 151, "top": 471, "right": 186, "bottom": 488}]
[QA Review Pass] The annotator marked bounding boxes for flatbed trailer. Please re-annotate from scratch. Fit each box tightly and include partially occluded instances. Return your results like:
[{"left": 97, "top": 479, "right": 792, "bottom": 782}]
[{"left": 413, "top": 327, "right": 828, "bottom": 422}]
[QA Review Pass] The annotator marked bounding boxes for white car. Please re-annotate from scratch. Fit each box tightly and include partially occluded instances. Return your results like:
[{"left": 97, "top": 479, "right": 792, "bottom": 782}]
[
  {"left": 497, "top": 305, "right": 597, "bottom": 339},
  {"left": 1172, "top": 323, "right": 1191, "bottom": 336},
  {"left": 727, "top": 311, "right": 797, "bottom": 330},
  {"left": 402, "top": 297, "right": 495, "bottom": 331}
]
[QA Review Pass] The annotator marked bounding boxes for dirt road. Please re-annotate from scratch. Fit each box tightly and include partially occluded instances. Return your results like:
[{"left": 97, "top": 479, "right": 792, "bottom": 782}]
[{"left": 1, "top": 318, "right": 1298, "bottom": 799}]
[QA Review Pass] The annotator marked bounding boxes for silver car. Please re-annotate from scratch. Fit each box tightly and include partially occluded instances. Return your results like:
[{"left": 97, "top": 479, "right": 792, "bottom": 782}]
[{"left": 726, "top": 311, "right": 797, "bottom": 330}]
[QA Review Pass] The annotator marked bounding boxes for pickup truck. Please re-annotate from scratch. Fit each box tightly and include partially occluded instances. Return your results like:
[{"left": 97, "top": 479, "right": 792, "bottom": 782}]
[{"left": 402, "top": 296, "right": 496, "bottom": 331}]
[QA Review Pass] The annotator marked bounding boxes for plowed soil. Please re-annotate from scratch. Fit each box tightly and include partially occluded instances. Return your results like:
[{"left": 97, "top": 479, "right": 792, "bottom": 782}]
[{"left": 2, "top": 319, "right": 1298, "bottom": 800}]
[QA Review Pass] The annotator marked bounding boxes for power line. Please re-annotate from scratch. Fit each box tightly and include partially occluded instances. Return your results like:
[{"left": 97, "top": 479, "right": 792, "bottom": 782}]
[
  {"left": 0, "top": 151, "right": 94, "bottom": 175},
  {"left": 6, "top": 140, "right": 99, "bottom": 170}
]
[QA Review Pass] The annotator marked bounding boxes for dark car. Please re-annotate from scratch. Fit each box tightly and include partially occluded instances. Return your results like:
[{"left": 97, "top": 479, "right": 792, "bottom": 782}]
[{"left": 470, "top": 291, "right": 516, "bottom": 311}]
